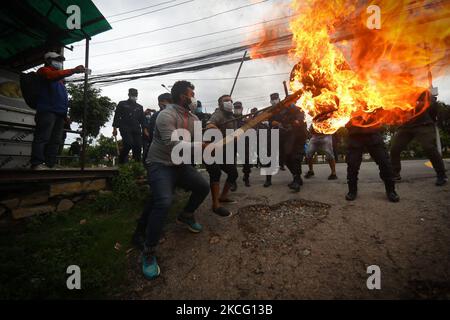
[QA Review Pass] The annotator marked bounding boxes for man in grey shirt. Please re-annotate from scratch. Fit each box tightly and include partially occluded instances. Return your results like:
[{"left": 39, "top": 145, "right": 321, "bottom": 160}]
[{"left": 135, "top": 81, "right": 210, "bottom": 280}]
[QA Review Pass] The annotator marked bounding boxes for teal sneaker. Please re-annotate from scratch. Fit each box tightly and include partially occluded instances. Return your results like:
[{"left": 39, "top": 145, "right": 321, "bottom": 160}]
[
  {"left": 142, "top": 252, "right": 160, "bottom": 280},
  {"left": 176, "top": 214, "right": 203, "bottom": 233}
]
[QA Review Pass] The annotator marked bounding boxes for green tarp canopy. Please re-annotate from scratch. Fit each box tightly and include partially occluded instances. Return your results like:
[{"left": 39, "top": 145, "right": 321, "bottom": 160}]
[{"left": 0, "top": 0, "right": 111, "bottom": 71}]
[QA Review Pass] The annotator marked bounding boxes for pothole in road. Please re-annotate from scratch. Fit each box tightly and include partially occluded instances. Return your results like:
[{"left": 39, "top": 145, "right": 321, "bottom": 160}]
[{"left": 238, "top": 199, "right": 330, "bottom": 250}]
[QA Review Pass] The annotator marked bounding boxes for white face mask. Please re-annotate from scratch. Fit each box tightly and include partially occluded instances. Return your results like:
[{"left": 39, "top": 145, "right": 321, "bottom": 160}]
[
  {"left": 129, "top": 96, "right": 137, "bottom": 102},
  {"left": 271, "top": 99, "right": 280, "bottom": 106},
  {"left": 189, "top": 96, "right": 197, "bottom": 112},
  {"left": 50, "top": 61, "right": 63, "bottom": 70},
  {"left": 223, "top": 101, "right": 233, "bottom": 112},
  {"left": 234, "top": 108, "right": 243, "bottom": 116}
]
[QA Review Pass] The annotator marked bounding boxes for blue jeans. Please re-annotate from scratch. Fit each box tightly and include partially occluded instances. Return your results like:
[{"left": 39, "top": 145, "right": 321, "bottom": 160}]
[
  {"left": 141, "top": 163, "right": 210, "bottom": 248},
  {"left": 31, "top": 111, "right": 65, "bottom": 167}
]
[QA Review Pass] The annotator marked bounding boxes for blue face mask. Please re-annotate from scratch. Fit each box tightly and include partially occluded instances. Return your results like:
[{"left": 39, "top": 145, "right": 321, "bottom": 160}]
[{"left": 195, "top": 107, "right": 202, "bottom": 114}]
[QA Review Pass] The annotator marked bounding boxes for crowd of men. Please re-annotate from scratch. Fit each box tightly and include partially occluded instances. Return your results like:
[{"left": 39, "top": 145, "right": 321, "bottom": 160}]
[
  {"left": 108, "top": 81, "right": 448, "bottom": 280},
  {"left": 27, "top": 53, "right": 448, "bottom": 281}
]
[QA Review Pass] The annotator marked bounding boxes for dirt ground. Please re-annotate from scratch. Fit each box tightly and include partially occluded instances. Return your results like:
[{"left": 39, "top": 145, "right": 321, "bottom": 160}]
[{"left": 123, "top": 160, "right": 450, "bottom": 299}]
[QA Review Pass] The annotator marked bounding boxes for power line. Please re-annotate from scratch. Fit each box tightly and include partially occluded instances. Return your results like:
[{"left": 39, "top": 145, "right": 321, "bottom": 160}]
[
  {"left": 68, "top": 15, "right": 292, "bottom": 60},
  {"left": 76, "top": 34, "right": 291, "bottom": 82},
  {"left": 106, "top": 0, "right": 179, "bottom": 18},
  {"left": 109, "top": 0, "right": 195, "bottom": 24},
  {"left": 87, "top": 0, "right": 272, "bottom": 45},
  {"left": 145, "top": 72, "right": 290, "bottom": 81},
  {"left": 86, "top": 48, "right": 290, "bottom": 86}
]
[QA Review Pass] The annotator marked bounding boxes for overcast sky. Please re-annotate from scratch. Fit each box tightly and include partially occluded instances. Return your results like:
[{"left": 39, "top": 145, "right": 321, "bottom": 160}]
[{"left": 63, "top": 0, "right": 450, "bottom": 143}]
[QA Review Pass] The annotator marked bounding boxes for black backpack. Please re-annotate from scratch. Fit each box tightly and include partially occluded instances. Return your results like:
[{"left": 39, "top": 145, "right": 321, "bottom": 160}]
[{"left": 19, "top": 72, "right": 49, "bottom": 109}]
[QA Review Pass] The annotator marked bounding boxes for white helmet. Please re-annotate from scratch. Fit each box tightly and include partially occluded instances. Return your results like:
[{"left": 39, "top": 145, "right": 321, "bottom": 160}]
[{"left": 44, "top": 52, "right": 65, "bottom": 61}]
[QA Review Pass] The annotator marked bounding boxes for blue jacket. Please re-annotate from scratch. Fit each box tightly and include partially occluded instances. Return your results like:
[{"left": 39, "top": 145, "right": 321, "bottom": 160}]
[{"left": 36, "top": 66, "right": 71, "bottom": 116}]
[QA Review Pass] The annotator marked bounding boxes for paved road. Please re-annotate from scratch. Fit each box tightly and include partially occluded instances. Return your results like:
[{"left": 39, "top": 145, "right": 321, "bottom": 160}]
[{"left": 126, "top": 159, "right": 450, "bottom": 299}]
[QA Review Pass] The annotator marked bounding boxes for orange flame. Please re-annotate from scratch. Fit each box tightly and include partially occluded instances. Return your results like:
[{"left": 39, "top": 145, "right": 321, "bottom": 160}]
[{"left": 254, "top": 0, "right": 450, "bottom": 134}]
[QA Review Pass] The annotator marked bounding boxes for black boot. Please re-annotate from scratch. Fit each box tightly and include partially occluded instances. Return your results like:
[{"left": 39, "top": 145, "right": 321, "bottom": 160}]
[
  {"left": 230, "top": 181, "right": 237, "bottom": 192},
  {"left": 436, "top": 175, "right": 448, "bottom": 186},
  {"left": 289, "top": 175, "right": 301, "bottom": 192},
  {"left": 385, "top": 181, "right": 400, "bottom": 202},
  {"left": 289, "top": 176, "right": 303, "bottom": 188},
  {"left": 264, "top": 175, "right": 272, "bottom": 187},
  {"left": 243, "top": 174, "right": 250, "bottom": 187},
  {"left": 345, "top": 181, "right": 357, "bottom": 201}
]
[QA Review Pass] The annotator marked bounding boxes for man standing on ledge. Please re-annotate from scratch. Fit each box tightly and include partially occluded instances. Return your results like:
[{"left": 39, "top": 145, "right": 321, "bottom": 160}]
[
  {"left": 30, "top": 51, "right": 85, "bottom": 170},
  {"left": 112, "top": 88, "right": 145, "bottom": 164}
]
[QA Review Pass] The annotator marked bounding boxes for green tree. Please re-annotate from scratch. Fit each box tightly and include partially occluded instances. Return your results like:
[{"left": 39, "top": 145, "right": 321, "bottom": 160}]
[
  {"left": 67, "top": 83, "right": 116, "bottom": 138},
  {"left": 437, "top": 101, "right": 450, "bottom": 134},
  {"left": 87, "top": 134, "right": 119, "bottom": 164}
]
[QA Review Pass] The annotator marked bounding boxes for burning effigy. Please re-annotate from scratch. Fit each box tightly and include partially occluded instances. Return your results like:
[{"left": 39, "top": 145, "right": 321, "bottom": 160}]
[{"left": 252, "top": 0, "right": 450, "bottom": 134}]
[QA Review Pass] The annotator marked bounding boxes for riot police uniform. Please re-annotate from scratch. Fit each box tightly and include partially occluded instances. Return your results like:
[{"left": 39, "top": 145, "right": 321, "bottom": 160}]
[
  {"left": 113, "top": 89, "right": 145, "bottom": 163},
  {"left": 345, "top": 125, "right": 399, "bottom": 202}
]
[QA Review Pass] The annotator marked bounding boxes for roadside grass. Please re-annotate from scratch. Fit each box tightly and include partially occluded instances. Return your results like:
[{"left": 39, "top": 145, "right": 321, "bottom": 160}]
[{"left": 0, "top": 162, "right": 189, "bottom": 299}]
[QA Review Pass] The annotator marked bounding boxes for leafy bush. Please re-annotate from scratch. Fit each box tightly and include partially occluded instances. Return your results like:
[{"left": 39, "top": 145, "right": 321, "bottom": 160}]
[{"left": 91, "top": 162, "right": 147, "bottom": 212}]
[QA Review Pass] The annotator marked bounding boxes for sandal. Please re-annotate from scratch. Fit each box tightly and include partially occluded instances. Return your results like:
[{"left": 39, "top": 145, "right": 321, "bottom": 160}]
[
  {"left": 219, "top": 198, "right": 237, "bottom": 204},
  {"left": 213, "top": 207, "right": 233, "bottom": 217}
]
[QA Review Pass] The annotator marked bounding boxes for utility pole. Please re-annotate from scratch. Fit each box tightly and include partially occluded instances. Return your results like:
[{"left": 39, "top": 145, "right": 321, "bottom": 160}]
[
  {"left": 427, "top": 56, "right": 442, "bottom": 156},
  {"left": 230, "top": 51, "right": 247, "bottom": 97}
]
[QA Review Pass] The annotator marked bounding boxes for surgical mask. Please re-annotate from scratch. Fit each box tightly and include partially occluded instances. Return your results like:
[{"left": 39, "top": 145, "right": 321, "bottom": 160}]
[
  {"left": 234, "top": 108, "right": 243, "bottom": 116},
  {"left": 188, "top": 96, "right": 197, "bottom": 112},
  {"left": 223, "top": 101, "right": 233, "bottom": 112},
  {"left": 129, "top": 96, "right": 137, "bottom": 102},
  {"left": 270, "top": 99, "right": 280, "bottom": 106},
  {"left": 50, "top": 61, "right": 63, "bottom": 70},
  {"left": 195, "top": 107, "right": 202, "bottom": 114},
  {"left": 146, "top": 115, "right": 152, "bottom": 119}
]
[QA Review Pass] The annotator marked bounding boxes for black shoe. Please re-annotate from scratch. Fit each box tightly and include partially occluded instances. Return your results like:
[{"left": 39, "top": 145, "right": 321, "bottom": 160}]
[
  {"left": 386, "top": 191, "right": 400, "bottom": 202},
  {"left": 280, "top": 166, "right": 286, "bottom": 171},
  {"left": 345, "top": 192, "right": 357, "bottom": 201},
  {"left": 328, "top": 174, "right": 338, "bottom": 180},
  {"left": 393, "top": 174, "right": 402, "bottom": 182},
  {"left": 230, "top": 182, "right": 237, "bottom": 192},
  {"left": 304, "top": 171, "right": 315, "bottom": 179},
  {"left": 385, "top": 181, "right": 400, "bottom": 202},
  {"left": 213, "top": 206, "right": 233, "bottom": 217},
  {"left": 436, "top": 176, "right": 448, "bottom": 186},
  {"left": 289, "top": 181, "right": 301, "bottom": 192},
  {"left": 346, "top": 182, "right": 357, "bottom": 201},
  {"left": 290, "top": 177, "right": 303, "bottom": 186},
  {"left": 264, "top": 176, "right": 272, "bottom": 188}
]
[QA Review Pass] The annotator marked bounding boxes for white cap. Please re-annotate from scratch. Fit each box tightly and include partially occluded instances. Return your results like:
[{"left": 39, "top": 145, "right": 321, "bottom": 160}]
[{"left": 44, "top": 52, "right": 65, "bottom": 61}]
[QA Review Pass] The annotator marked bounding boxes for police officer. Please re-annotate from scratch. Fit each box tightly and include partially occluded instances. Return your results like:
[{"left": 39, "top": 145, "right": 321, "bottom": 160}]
[
  {"left": 345, "top": 124, "right": 400, "bottom": 202},
  {"left": 205, "top": 94, "right": 239, "bottom": 217},
  {"left": 263, "top": 93, "right": 307, "bottom": 192},
  {"left": 233, "top": 101, "right": 251, "bottom": 187},
  {"left": 113, "top": 88, "right": 145, "bottom": 164},
  {"left": 142, "top": 108, "right": 153, "bottom": 163},
  {"left": 193, "top": 100, "right": 211, "bottom": 128},
  {"left": 270, "top": 93, "right": 286, "bottom": 171},
  {"left": 390, "top": 91, "right": 448, "bottom": 186}
]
